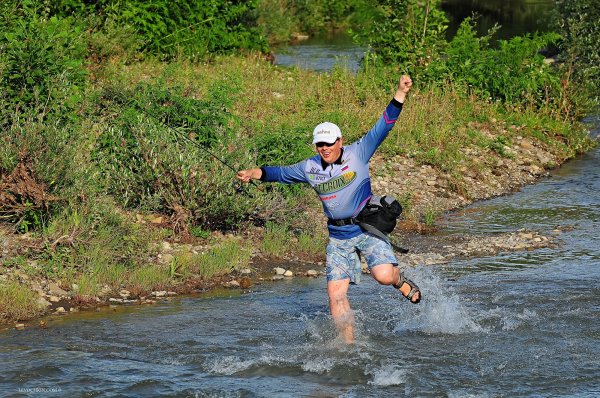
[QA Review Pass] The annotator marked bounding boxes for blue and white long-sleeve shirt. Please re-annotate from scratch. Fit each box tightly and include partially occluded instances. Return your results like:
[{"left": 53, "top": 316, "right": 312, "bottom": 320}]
[{"left": 260, "top": 99, "right": 403, "bottom": 240}]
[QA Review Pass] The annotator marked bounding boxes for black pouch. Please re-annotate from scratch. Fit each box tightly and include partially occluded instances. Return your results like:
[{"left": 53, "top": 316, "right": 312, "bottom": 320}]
[{"left": 355, "top": 195, "right": 402, "bottom": 234}]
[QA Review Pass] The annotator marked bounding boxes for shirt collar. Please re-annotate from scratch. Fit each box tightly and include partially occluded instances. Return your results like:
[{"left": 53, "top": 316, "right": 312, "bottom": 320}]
[{"left": 320, "top": 148, "right": 344, "bottom": 170}]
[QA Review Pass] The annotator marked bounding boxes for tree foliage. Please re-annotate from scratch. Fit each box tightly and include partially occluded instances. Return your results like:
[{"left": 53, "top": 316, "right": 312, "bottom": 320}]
[{"left": 554, "top": 0, "right": 600, "bottom": 107}]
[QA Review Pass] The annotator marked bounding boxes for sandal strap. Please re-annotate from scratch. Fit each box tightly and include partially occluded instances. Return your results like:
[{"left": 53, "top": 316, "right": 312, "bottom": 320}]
[{"left": 394, "top": 273, "right": 421, "bottom": 303}]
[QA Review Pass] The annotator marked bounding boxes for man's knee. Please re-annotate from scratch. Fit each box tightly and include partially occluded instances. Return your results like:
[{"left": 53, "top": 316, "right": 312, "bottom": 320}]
[{"left": 370, "top": 263, "right": 397, "bottom": 285}]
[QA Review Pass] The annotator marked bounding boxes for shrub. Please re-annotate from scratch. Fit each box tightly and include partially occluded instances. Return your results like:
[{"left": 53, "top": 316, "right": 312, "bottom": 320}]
[
  {"left": 430, "top": 18, "right": 561, "bottom": 109},
  {"left": 554, "top": 0, "right": 600, "bottom": 113},
  {"left": 351, "top": 0, "right": 448, "bottom": 75},
  {"left": 50, "top": 0, "right": 269, "bottom": 58},
  {"left": 92, "top": 80, "right": 266, "bottom": 230},
  {"left": 0, "top": 5, "right": 87, "bottom": 117}
]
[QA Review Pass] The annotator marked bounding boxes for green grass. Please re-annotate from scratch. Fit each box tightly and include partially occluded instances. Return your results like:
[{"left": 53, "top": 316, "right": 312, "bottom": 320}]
[
  {"left": 194, "top": 238, "right": 251, "bottom": 279},
  {"left": 0, "top": 281, "right": 44, "bottom": 322}
]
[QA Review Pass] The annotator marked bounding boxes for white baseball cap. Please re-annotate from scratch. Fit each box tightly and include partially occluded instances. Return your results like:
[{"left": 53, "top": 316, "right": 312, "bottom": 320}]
[{"left": 312, "top": 122, "right": 342, "bottom": 144}]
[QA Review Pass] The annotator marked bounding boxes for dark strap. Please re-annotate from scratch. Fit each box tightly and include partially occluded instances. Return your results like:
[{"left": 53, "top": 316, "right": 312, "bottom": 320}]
[
  {"left": 327, "top": 217, "right": 355, "bottom": 227},
  {"left": 327, "top": 218, "right": 409, "bottom": 254}
]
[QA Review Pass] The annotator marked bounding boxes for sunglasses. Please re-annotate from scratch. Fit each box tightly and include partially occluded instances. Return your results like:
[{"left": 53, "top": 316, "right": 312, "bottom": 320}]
[{"left": 315, "top": 138, "right": 339, "bottom": 148}]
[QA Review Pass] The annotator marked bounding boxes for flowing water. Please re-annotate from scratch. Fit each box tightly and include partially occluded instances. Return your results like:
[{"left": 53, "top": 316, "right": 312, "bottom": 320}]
[{"left": 1, "top": 119, "right": 598, "bottom": 396}]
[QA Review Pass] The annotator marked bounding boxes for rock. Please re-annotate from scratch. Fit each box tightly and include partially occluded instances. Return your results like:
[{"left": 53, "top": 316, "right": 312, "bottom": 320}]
[
  {"left": 272, "top": 92, "right": 284, "bottom": 99},
  {"left": 272, "top": 275, "right": 285, "bottom": 281},
  {"left": 273, "top": 267, "right": 286, "bottom": 275},
  {"left": 48, "top": 295, "right": 60, "bottom": 303},
  {"left": 70, "top": 307, "right": 79, "bottom": 312},
  {"left": 152, "top": 291, "right": 167, "bottom": 297},
  {"left": 306, "top": 270, "right": 319, "bottom": 277},
  {"left": 48, "top": 282, "right": 67, "bottom": 296},
  {"left": 119, "top": 289, "right": 131, "bottom": 298},
  {"left": 15, "top": 324, "right": 25, "bottom": 330},
  {"left": 161, "top": 241, "right": 172, "bottom": 252},
  {"left": 167, "top": 291, "right": 177, "bottom": 296},
  {"left": 283, "top": 270, "right": 294, "bottom": 277},
  {"left": 71, "top": 283, "right": 79, "bottom": 292},
  {"left": 240, "top": 268, "right": 252, "bottom": 275},
  {"left": 520, "top": 139, "right": 534, "bottom": 150},
  {"left": 149, "top": 216, "right": 164, "bottom": 224},
  {"left": 161, "top": 253, "right": 174, "bottom": 264},
  {"left": 99, "top": 285, "right": 112, "bottom": 297},
  {"left": 224, "top": 280, "right": 240, "bottom": 288},
  {"left": 55, "top": 307, "right": 66, "bottom": 314},
  {"left": 38, "top": 298, "right": 52, "bottom": 308},
  {"left": 109, "top": 298, "right": 124, "bottom": 304},
  {"left": 240, "top": 277, "right": 251, "bottom": 289}
]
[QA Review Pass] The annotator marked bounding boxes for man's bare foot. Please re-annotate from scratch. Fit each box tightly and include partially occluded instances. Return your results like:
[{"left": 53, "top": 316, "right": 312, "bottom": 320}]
[{"left": 395, "top": 276, "right": 421, "bottom": 304}]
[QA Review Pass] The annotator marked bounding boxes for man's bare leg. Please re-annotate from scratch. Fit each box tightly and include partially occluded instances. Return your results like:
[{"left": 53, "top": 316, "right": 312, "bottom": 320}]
[
  {"left": 370, "top": 263, "right": 421, "bottom": 302},
  {"left": 327, "top": 278, "right": 354, "bottom": 344}
]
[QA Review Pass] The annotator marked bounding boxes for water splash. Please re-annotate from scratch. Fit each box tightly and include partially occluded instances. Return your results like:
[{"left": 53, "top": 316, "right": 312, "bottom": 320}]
[
  {"left": 390, "top": 266, "right": 484, "bottom": 334},
  {"left": 366, "top": 362, "right": 409, "bottom": 386}
]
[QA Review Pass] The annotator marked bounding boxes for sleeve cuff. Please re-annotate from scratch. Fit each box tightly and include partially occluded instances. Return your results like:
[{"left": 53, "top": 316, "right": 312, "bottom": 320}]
[
  {"left": 390, "top": 98, "right": 404, "bottom": 109},
  {"left": 259, "top": 167, "right": 267, "bottom": 181}
]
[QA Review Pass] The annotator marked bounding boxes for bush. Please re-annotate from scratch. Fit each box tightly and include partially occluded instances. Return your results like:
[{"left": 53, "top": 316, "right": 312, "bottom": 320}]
[
  {"left": 351, "top": 0, "right": 448, "bottom": 75},
  {"left": 50, "top": 0, "right": 269, "bottom": 58},
  {"left": 428, "top": 19, "right": 561, "bottom": 109},
  {"left": 92, "top": 80, "right": 266, "bottom": 230},
  {"left": 554, "top": 0, "right": 600, "bottom": 112},
  {"left": 0, "top": 6, "right": 87, "bottom": 117}
]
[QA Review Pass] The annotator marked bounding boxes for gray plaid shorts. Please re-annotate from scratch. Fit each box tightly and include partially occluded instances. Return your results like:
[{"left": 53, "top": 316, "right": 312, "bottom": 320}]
[{"left": 325, "top": 232, "right": 398, "bottom": 284}]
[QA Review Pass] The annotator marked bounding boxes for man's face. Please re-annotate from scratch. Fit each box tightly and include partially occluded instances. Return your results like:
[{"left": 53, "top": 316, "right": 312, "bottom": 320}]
[{"left": 315, "top": 137, "right": 343, "bottom": 164}]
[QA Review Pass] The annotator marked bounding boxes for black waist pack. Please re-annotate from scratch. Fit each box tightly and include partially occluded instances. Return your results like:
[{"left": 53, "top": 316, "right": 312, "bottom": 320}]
[{"left": 355, "top": 195, "right": 403, "bottom": 234}]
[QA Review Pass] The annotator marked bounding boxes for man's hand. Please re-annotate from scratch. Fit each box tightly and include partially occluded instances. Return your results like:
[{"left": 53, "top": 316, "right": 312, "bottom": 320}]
[
  {"left": 394, "top": 75, "right": 412, "bottom": 103},
  {"left": 236, "top": 168, "right": 262, "bottom": 183}
]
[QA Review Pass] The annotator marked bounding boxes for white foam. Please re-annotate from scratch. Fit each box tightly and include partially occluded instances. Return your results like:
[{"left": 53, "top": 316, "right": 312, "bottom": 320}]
[
  {"left": 367, "top": 363, "right": 408, "bottom": 386},
  {"left": 205, "top": 355, "right": 255, "bottom": 375}
]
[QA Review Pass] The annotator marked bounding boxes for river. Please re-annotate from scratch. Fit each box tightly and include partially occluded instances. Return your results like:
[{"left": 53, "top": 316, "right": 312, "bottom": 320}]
[
  {"left": 1, "top": 117, "right": 598, "bottom": 396},
  {"left": 3, "top": 2, "right": 598, "bottom": 395}
]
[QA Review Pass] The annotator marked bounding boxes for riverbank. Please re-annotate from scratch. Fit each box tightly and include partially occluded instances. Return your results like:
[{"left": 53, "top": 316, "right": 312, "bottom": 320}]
[{"left": 0, "top": 55, "right": 597, "bottom": 327}]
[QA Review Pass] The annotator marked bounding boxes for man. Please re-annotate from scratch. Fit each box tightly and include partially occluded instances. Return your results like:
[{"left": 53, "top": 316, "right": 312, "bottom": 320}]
[{"left": 237, "top": 75, "right": 420, "bottom": 344}]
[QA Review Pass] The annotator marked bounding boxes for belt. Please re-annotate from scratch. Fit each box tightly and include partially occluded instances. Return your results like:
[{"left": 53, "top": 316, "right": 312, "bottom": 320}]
[
  {"left": 327, "top": 217, "right": 356, "bottom": 226},
  {"left": 327, "top": 217, "right": 409, "bottom": 254}
]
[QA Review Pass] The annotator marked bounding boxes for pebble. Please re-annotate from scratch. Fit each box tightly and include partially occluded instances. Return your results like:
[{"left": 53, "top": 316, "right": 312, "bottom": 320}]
[
  {"left": 273, "top": 267, "right": 286, "bottom": 275},
  {"left": 152, "top": 291, "right": 168, "bottom": 297},
  {"left": 55, "top": 307, "right": 66, "bottom": 314},
  {"left": 306, "top": 270, "right": 318, "bottom": 277},
  {"left": 283, "top": 270, "right": 294, "bottom": 277}
]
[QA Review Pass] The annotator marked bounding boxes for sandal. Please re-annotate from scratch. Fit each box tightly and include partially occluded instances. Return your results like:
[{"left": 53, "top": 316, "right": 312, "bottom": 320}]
[{"left": 394, "top": 273, "right": 421, "bottom": 304}]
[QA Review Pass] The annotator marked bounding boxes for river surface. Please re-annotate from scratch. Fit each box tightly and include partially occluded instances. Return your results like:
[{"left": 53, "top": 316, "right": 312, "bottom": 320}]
[{"left": 1, "top": 119, "right": 598, "bottom": 396}]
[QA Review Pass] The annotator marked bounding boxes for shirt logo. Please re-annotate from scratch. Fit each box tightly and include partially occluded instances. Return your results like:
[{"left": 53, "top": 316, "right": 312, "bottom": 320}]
[{"left": 315, "top": 171, "right": 356, "bottom": 194}]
